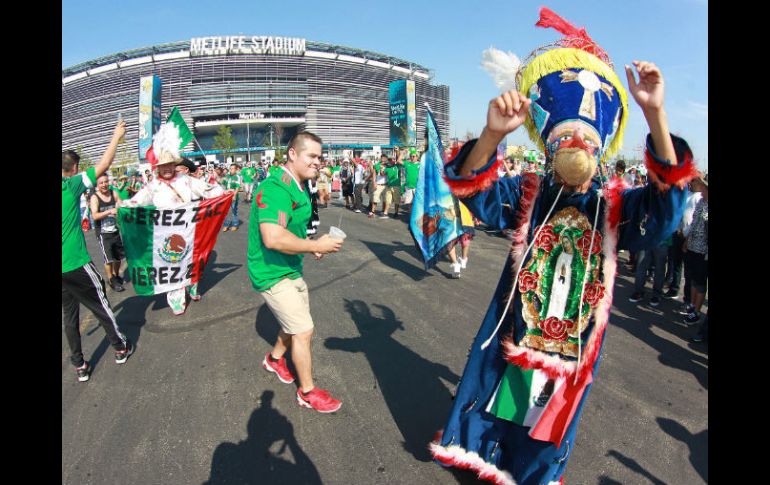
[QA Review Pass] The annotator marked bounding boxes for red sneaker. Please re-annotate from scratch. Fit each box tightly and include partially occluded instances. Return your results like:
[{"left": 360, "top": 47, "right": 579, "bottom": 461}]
[
  {"left": 262, "top": 353, "right": 295, "bottom": 384},
  {"left": 296, "top": 388, "right": 342, "bottom": 413}
]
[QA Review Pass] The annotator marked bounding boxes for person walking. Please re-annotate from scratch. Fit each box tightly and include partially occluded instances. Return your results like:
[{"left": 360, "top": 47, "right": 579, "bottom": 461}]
[
  {"left": 62, "top": 120, "right": 134, "bottom": 382},
  {"left": 90, "top": 174, "right": 126, "bottom": 292},
  {"left": 222, "top": 163, "right": 243, "bottom": 232},
  {"left": 249, "top": 132, "right": 344, "bottom": 413}
]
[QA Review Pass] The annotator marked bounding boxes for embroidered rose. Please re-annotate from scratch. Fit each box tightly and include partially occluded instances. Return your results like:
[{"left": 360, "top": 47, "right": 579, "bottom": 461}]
[
  {"left": 583, "top": 281, "right": 605, "bottom": 306},
  {"left": 576, "top": 230, "right": 603, "bottom": 258},
  {"left": 518, "top": 270, "right": 539, "bottom": 293},
  {"left": 534, "top": 224, "right": 557, "bottom": 251},
  {"left": 540, "top": 317, "right": 574, "bottom": 342}
]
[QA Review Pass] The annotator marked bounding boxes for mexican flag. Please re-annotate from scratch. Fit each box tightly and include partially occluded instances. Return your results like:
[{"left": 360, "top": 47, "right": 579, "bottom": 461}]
[
  {"left": 118, "top": 193, "right": 234, "bottom": 295},
  {"left": 486, "top": 364, "right": 594, "bottom": 446},
  {"left": 486, "top": 365, "right": 565, "bottom": 427},
  {"left": 145, "top": 107, "right": 194, "bottom": 166}
]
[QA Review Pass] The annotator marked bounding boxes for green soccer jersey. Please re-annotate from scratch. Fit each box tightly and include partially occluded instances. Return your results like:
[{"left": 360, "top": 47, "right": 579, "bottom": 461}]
[
  {"left": 114, "top": 181, "right": 131, "bottom": 201},
  {"left": 241, "top": 167, "right": 256, "bottom": 184},
  {"left": 62, "top": 167, "right": 96, "bottom": 273},
  {"left": 385, "top": 164, "right": 402, "bottom": 187},
  {"left": 247, "top": 168, "right": 312, "bottom": 292},
  {"left": 224, "top": 174, "right": 242, "bottom": 190},
  {"left": 404, "top": 161, "right": 420, "bottom": 189}
]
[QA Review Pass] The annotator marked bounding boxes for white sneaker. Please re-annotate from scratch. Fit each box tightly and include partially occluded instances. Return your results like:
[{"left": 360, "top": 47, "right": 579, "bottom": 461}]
[
  {"left": 459, "top": 257, "right": 467, "bottom": 269},
  {"left": 451, "top": 262, "right": 461, "bottom": 279}
]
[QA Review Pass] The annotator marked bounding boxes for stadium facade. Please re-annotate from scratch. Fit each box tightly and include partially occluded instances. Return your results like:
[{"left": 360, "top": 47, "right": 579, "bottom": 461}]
[{"left": 62, "top": 36, "right": 450, "bottom": 164}]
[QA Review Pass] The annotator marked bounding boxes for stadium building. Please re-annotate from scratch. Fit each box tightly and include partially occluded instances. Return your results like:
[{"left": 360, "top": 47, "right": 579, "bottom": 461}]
[{"left": 62, "top": 36, "right": 450, "bottom": 165}]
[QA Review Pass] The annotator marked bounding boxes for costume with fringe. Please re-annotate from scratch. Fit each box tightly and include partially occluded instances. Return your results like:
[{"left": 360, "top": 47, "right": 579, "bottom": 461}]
[{"left": 430, "top": 8, "right": 697, "bottom": 484}]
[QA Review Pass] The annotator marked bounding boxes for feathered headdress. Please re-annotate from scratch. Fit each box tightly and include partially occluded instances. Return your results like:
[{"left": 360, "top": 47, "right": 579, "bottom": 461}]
[
  {"left": 146, "top": 122, "right": 183, "bottom": 169},
  {"left": 480, "top": 7, "right": 629, "bottom": 162}
]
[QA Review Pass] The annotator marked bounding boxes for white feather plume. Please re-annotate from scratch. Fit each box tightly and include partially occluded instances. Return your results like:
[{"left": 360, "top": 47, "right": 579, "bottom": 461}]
[
  {"left": 152, "top": 123, "right": 182, "bottom": 164},
  {"left": 481, "top": 47, "right": 521, "bottom": 93}
]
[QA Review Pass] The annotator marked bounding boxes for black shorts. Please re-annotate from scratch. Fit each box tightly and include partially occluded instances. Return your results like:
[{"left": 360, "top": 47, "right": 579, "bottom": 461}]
[
  {"left": 684, "top": 251, "right": 708, "bottom": 293},
  {"left": 97, "top": 231, "right": 125, "bottom": 264},
  {"left": 342, "top": 183, "right": 354, "bottom": 197}
]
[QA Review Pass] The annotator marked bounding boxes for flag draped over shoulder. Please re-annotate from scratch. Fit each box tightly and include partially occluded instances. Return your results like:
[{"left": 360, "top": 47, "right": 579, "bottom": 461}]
[
  {"left": 118, "top": 193, "right": 234, "bottom": 295},
  {"left": 409, "top": 109, "right": 465, "bottom": 269}
]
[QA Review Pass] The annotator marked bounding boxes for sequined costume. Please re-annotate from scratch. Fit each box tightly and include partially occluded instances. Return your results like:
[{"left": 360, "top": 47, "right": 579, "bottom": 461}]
[{"left": 429, "top": 8, "right": 698, "bottom": 484}]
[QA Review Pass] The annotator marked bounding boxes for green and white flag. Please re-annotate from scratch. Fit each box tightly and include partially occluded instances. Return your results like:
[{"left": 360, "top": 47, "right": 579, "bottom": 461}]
[
  {"left": 166, "top": 107, "right": 194, "bottom": 150},
  {"left": 118, "top": 193, "right": 234, "bottom": 295}
]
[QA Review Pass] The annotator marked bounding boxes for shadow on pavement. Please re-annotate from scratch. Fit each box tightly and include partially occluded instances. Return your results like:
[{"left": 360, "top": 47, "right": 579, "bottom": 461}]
[
  {"left": 597, "top": 476, "right": 624, "bottom": 485},
  {"left": 255, "top": 303, "right": 278, "bottom": 349},
  {"left": 197, "top": 250, "right": 242, "bottom": 295},
  {"left": 325, "top": 300, "right": 459, "bottom": 462},
  {"left": 656, "top": 417, "right": 708, "bottom": 483},
  {"left": 606, "top": 450, "right": 667, "bottom": 485},
  {"left": 203, "top": 390, "right": 321, "bottom": 485},
  {"left": 359, "top": 239, "right": 431, "bottom": 282},
  {"left": 609, "top": 277, "right": 708, "bottom": 390}
]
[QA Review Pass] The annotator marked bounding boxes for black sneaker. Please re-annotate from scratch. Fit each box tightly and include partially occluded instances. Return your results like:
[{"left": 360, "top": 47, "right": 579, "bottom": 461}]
[
  {"left": 690, "top": 333, "right": 706, "bottom": 343},
  {"left": 115, "top": 340, "right": 134, "bottom": 364},
  {"left": 650, "top": 295, "right": 661, "bottom": 307},
  {"left": 76, "top": 361, "right": 91, "bottom": 382},
  {"left": 678, "top": 303, "right": 695, "bottom": 316},
  {"left": 683, "top": 312, "right": 701, "bottom": 326},
  {"left": 115, "top": 275, "right": 125, "bottom": 285},
  {"left": 109, "top": 276, "right": 125, "bottom": 292},
  {"left": 629, "top": 291, "right": 644, "bottom": 303},
  {"left": 663, "top": 288, "right": 678, "bottom": 298}
]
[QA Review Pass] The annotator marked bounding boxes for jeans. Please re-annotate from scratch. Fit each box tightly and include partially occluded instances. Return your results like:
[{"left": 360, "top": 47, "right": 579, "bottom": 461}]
[
  {"left": 224, "top": 197, "right": 239, "bottom": 227},
  {"left": 353, "top": 184, "right": 364, "bottom": 211},
  {"left": 665, "top": 232, "right": 685, "bottom": 291},
  {"left": 634, "top": 244, "right": 668, "bottom": 295}
]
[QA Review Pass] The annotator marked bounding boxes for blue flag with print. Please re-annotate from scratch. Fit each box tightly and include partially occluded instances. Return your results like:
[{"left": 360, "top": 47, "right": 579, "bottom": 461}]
[{"left": 409, "top": 109, "right": 465, "bottom": 269}]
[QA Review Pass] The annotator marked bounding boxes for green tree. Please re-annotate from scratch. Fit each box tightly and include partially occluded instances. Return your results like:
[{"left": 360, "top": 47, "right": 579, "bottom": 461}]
[
  {"left": 75, "top": 146, "right": 94, "bottom": 170},
  {"left": 212, "top": 125, "right": 238, "bottom": 160}
]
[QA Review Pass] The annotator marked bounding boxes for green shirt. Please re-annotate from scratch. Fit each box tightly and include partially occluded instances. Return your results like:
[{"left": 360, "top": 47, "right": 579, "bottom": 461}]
[
  {"left": 385, "top": 164, "right": 402, "bottom": 187},
  {"left": 224, "top": 174, "right": 242, "bottom": 190},
  {"left": 114, "top": 181, "right": 131, "bottom": 201},
  {"left": 404, "top": 161, "right": 420, "bottom": 189},
  {"left": 62, "top": 167, "right": 96, "bottom": 273},
  {"left": 248, "top": 169, "right": 312, "bottom": 292},
  {"left": 241, "top": 167, "right": 256, "bottom": 184}
]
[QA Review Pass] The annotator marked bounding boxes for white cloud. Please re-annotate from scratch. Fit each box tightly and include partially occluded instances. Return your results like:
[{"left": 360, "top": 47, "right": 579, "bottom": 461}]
[{"left": 685, "top": 101, "right": 708, "bottom": 121}]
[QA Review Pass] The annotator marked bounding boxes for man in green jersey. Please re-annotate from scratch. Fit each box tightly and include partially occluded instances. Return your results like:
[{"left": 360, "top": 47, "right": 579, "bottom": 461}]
[
  {"left": 222, "top": 163, "right": 243, "bottom": 232},
  {"left": 249, "top": 132, "right": 344, "bottom": 413},
  {"left": 402, "top": 152, "right": 420, "bottom": 215},
  {"left": 380, "top": 151, "right": 404, "bottom": 219},
  {"left": 113, "top": 175, "right": 131, "bottom": 201},
  {"left": 62, "top": 120, "right": 134, "bottom": 382},
  {"left": 241, "top": 162, "right": 257, "bottom": 203}
]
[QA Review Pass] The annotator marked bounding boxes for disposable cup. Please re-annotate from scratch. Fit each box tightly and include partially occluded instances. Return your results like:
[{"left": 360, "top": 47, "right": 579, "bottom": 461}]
[{"left": 329, "top": 226, "right": 347, "bottom": 240}]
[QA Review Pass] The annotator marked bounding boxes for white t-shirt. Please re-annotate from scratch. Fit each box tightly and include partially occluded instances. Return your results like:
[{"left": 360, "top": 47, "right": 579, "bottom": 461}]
[
  {"left": 353, "top": 164, "right": 365, "bottom": 184},
  {"left": 680, "top": 192, "right": 703, "bottom": 236}
]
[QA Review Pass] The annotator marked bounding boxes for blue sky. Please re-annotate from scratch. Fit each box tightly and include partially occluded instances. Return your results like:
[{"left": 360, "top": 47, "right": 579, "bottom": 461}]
[{"left": 63, "top": 0, "right": 707, "bottom": 169}]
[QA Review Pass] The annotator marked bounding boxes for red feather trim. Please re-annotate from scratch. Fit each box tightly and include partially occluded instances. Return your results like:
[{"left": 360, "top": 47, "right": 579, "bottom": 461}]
[
  {"left": 604, "top": 176, "right": 629, "bottom": 229},
  {"left": 449, "top": 142, "right": 464, "bottom": 161},
  {"left": 430, "top": 442, "right": 515, "bottom": 485},
  {"left": 644, "top": 149, "right": 699, "bottom": 192},
  {"left": 536, "top": 7, "right": 610, "bottom": 64},
  {"left": 444, "top": 158, "right": 502, "bottom": 198}
]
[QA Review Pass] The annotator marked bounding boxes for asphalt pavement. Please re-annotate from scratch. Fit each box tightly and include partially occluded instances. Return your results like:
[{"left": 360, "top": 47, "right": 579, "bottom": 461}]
[{"left": 62, "top": 195, "right": 707, "bottom": 484}]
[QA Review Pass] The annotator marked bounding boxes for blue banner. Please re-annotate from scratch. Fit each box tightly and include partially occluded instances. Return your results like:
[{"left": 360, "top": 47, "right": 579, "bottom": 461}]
[
  {"left": 389, "top": 80, "right": 416, "bottom": 147},
  {"left": 138, "top": 75, "right": 162, "bottom": 160},
  {"left": 409, "top": 109, "right": 465, "bottom": 269}
]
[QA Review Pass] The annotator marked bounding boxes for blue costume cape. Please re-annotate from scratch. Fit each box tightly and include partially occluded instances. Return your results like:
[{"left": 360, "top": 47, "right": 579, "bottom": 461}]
[{"left": 430, "top": 134, "right": 694, "bottom": 485}]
